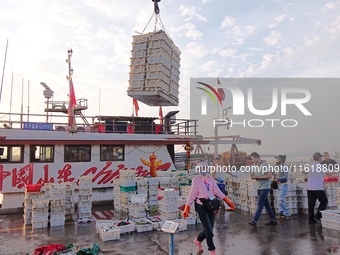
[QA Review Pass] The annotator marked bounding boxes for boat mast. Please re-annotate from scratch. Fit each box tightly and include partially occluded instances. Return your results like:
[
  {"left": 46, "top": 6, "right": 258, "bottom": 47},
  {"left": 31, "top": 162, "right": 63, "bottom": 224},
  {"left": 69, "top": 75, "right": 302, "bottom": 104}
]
[{"left": 67, "top": 49, "right": 76, "bottom": 131}]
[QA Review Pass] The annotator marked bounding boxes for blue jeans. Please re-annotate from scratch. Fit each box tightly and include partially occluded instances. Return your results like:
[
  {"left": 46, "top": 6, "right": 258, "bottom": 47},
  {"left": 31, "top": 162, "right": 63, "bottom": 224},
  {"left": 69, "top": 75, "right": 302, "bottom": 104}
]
[
  {"left": 195, "top": 203, "right": 215, "bottom": 251},
  {"left": 253, "top": 189, "right": 276, "bottom": 222},
  {"left": 278, "top": 183, "right": 290, "bottom": 216}
]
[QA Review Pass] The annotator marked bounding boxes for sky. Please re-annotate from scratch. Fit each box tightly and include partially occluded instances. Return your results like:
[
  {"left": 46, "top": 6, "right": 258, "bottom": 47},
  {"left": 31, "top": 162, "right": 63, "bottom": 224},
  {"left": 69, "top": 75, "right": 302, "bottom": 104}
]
[{"left": 0, "top": 0, "right": 339, "bottom": 158}]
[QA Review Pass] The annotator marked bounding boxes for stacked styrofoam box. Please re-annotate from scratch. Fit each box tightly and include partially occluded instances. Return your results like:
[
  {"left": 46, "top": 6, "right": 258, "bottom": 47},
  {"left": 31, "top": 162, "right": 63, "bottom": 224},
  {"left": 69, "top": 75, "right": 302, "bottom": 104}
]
[
  {"left": 158, "top": 188, "right": 179, "bottom": 220},
  {"left": 274, "top": 182, "right": 298, "bottom": 215},
  {"left": 137, "top": 178, "right": 148, "bottom": 195},
  {"left": 113, "top": 179, "right": 121, "bottom": 212},
  {"left": 128, "top": 30, "right": 181, "bottom": 106},
  {"left": 119, "top": 170, "right": 137, "bottom": 213},
  {"left": 324, "top": 181, "right": 340, "bottom": 209},
  {"left": 23, "top": 191, "right": 44, "bottom": 225},
  {"left": 169, "top": 177, "right": 179, "bottom": 189},
  {"left": 78, "top": 176, "right": 93, "bottom": 219},
  {"left": 64, "top": 182, "right": 75, "bottom": 220},
  {"left": 32, "top": 198, "right": 49, "bottom": 229},
  {"left": 133, "top": 218, "right": 154, "bottom": 233},
  {"left": 336, "top": 187, "right": 340, "bottom": 210},
  {"left": 180, "top": 185, "right": 197, "bottom": 224},
  {"left": 321, "top": 210, "right": 340, "bottom": 231},
  {"left": 49, "top": 183, "right": 66, "bottom": 226},
  {"left": 159, "top": 177, "right": 171, "bottom": 189},
  {"left": 148, "top": 178, "right": 159, "bottom": 209},
  {"left": 128, "top": 194, "right": 148, "bottom": 218}
]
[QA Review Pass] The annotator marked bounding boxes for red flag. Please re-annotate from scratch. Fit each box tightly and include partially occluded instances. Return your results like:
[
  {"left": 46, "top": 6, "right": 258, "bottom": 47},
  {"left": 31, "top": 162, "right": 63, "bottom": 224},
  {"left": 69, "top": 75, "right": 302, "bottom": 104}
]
[
  {"left": 133, "top": 98, "right": 139, "bottom": 117},
  {"left": 159, "top": 106, "right": 163, "bottom": 125},
  {"left": 217, "top": 77, "right": 221, "bottom": 84},
  {"left": 68, "top": 79, "right": 77, "bottom": 127}
]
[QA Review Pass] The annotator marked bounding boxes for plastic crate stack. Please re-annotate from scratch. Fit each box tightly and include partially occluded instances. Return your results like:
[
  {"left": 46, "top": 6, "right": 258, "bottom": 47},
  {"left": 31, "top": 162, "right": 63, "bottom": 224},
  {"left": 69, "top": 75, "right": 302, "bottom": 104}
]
[
  {"left": 320, "top": 209, "right": 340, "bottom": 231},
  {"left": 297, "top": 182, "right": 319, "bottom": 214},
  {"left": 226, "top": 178, "right": 242, "bottom": 211},
  {"left": 78, "top": 176, "right": 93, "bottom": 219},
  {"left": 128, "top": 30, "right": 181, "bottom": 106},
  {"left": 64, "top": 182, "right": 75, "bottom": 220},
  {"left": 128, "top": 194, "right": 148, "bottom": 219},
  {"left": 113, "top": 179, "right": 121, "bottom": 213},
  {"left": 23, "top": 190, "right": 44, "bottom": 225},
  {"left": 324, "top": 181, "right": 339, "bottom": 209},
  {"left": 148, "top": 178, "right": 159, "bottom": 215},
  {"left": 336, "top": 187, "right": 340, "bottom": 210},
  {"left": 49, "top": 183, "right": 67, "bottom": 227},
  {"left": 180, "top": 185, "right": 197, "bottom": 224},
  {"left": 119, "top": 170, "right": 137, "bottom": 214},
  {"left": 32, "top": 198, "right": 49, "bottom": 229},
  {"left": 273, "top": 182, "right": 298, "bottom": 215},
  {"left": 158, "top": 188, "right": 179, "bottom": 220}
]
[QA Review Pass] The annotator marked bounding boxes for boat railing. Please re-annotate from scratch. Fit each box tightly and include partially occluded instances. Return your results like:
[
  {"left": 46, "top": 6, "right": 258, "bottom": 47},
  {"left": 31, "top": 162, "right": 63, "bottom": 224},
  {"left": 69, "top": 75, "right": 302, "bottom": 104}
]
[{"left": 0, "top": 112, "right": 198, "bottom": 136}]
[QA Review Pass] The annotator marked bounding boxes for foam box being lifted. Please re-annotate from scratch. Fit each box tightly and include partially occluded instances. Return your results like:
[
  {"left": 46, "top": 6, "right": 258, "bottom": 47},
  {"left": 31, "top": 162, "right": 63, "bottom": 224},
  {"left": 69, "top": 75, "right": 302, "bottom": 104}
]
[{"left": 128, "top": 30, "right": 181, "bottom": 106}]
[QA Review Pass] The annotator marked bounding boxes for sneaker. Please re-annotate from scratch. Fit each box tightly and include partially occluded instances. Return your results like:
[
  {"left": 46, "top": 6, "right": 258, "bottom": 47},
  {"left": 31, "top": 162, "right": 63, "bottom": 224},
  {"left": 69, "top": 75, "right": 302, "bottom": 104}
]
[
  {"left": 265, "top": 220, "right": 278, "bottom": 225},
  {"left": 249, "top": 221, "right": 257, "bottom": 227},
  {"left": 276, "top": 213, "right": 284, "bottom": 219},
  {"left": 283, "top": 215, "right": 290, "bottom": 220},
  {"left": 193, "top": 238, "right": 203, "bottom": 252}
]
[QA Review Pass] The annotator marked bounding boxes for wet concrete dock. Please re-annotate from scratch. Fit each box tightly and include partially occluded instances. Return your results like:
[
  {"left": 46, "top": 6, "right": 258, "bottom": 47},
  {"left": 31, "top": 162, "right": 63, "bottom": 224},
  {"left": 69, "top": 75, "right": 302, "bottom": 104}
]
[{"left": 1, "top": 208, "right": 340, "bottom": 255}]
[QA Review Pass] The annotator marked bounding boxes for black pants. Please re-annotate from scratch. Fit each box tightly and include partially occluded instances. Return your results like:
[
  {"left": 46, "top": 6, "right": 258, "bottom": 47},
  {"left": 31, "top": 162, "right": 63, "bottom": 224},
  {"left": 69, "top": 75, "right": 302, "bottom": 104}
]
[
  {"left": 195, "top": 203, "right": 215, "bottom": 251},
  {"left": 307, "top": 190, "right": 328, "bottom": 222}
]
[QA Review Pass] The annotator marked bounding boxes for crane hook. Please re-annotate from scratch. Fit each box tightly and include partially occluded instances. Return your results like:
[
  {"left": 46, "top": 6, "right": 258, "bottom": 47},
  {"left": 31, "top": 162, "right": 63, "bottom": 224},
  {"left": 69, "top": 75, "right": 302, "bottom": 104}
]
[{"left": 152, "top": 0, "right": 161, "bottom": 14}]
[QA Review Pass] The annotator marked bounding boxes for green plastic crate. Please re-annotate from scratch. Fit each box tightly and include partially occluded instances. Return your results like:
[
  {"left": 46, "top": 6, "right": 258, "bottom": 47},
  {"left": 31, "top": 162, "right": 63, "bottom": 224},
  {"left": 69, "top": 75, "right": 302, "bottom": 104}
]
[{"left": 120, "top": 185, "right": 137, "bottom": 192}]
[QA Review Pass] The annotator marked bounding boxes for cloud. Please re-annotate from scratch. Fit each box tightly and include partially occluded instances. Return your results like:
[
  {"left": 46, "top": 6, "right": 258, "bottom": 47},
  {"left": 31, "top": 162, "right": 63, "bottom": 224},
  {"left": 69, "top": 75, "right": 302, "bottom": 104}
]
[
  {"left": 220, "top": 16, "right": 235, "bottom": 28},
  {"left": 263, "top": 31, "right": 282, "bottom": 46},
  {"left": 179, "top": 5, "right": 208, "bottom": 22}
]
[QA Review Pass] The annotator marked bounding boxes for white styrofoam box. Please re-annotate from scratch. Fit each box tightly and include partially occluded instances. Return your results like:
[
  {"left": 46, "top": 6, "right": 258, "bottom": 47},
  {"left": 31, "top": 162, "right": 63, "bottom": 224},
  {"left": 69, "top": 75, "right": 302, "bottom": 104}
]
[
  {"left": 24, "top": 192, "right": 43, "bottom": 199},
  {"left": 147, "top": 56, "right": 171, "bottom": 70},
  {"left": 65, "top": 208, "right": 75, "bottom": 215},
  {"left": 79, "top": 176, "right": 92, "bottom": 184},
  {"left": 96, "top": 220, "right": 114, "bottom": 233},
  {"left": 79, "top": 189, "right": 92, "bottom": 195},
  {"left": 119, "top": 180, "right": 136, "bottom": 187},
  {"left": 113, "top": 178, "right": 120, "bottom": 187},
  {"left": 148, "top": 178, "right": 159, "bottom": 185},
  {"left": 131, "top": 57, "right": 146, "bottom": 66},
  {"left": 136, "top": 178, "right": 149, "bottom": 186},
  {"left": 129, "top": 202, "right": 148, "bottom": 211},
  {"left": 286, "top": 190, "right": 297, "bottom": 196},
  {"left": 78, "top": 182, "right": 92, "bottom": 190},
  {"left": 64, "top": 182, "right": 75, "bottom": 191},
  {"left": 114, "top": 220, "right": 135, "bottom": 233},
  {"left": 158, "top": 188, "right": 179, "bottom": 199},
  {"left": 180, "top": 185, "right": 191, "bottom": 195},
  {"left": 177, "top": 197, "right": 187, "bottom": 208},
  {"left": 50, "top": 205, "right": 66, "bottom": 213},
  {"left": 79, "top": 194, "right": 92, "bottom": 201},
  {"left": 32, "top": 199, "right": 49, "bottom": 209},
  {"left": 321, "top": 219, "right": 340, "bottom": 231},
  {"left": 32, "top": 207, "right": 49, "bottom": 214},
  {"left": 159, "top": 210, "right": 179, "bottom": 220},
  {"left": 50, "top": 199, "right": 66, "bottom": 207},
  {"left": 133, "top": 218, "right": 154, "bottom": 233},
  {"left": 137, "top": 189, "right": 148, "bottom": 195},
  {"left": 24, "top": 209, "right": 33, "bottom": 218},
  {"left": 131, "top": 50, "right": 146, "bottom": 58},
  {"left": 185, "top": 216, "right": 197, "bottom": 225},
  {"left": 32, "top": 220, "right": 48, "bottom": 229},
  {"left": 50, "top": 217, "right": 66, "bottom": 227},
  {"left": 146, "top": 63, "right": 171, "bottom": 77},
  {"left": 148, "top": 199, "right": 158, "bottom": 206},
  {"left": 159, "top": 203, "right": 178, "bottom": 212},
  {"left": 130, "top": 64, "right": 145, "bottom": 74},
  {"left": 159, "top": 197, "right": 177, "bottom": 205},
  {"left": 287, "top": 183, "right": 297, "bottom": 191},
  {"left": 148, "top": 189, "right": 158, "bottom": 196},
  {"left": 289, "top": 208, "right": 298, "bottom": 215},
  {"left": 78, "top": 212, "right": 92, "bottom": 219},
  {"left": 131, "top": 194, "right": 147, "bottom": 204},
  {"left": 321, "top": 210, "right": 340, "bottom": 222},
  {"left": 132, "top": 42, "right": 147, "bottom": 51},
  {"left": 78, "top": 206, "right": 92, "bottom": 214},
  {"left": 50, "top": 212, "right": 65, "bottom": 219},
  {"left": 32, "top": 214, "right": 49, "bottom": 222},
  {"left": 129, "top": 209, "right": 147, "bottom": 219},
  {"left": 78, "top": 200, "right": 91, "bottom": 208},
  {"left": 99, "top": 225, "right": 121, "bottom": 241},
  {"left": 326, "top": 188, "right": 337, "bottom": 195},
  {"left": 160, "top": 219, "right": 187, "bottom": 232}
]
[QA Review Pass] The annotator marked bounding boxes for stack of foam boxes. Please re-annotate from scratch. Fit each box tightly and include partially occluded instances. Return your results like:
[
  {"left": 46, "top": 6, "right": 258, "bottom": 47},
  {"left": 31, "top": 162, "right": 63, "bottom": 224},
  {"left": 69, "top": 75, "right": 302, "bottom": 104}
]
[
  {"left": 119, "top": 170, "right": 137, "bottom": 214},
  {"left": 23, "top": 190, "right": 44, "bottom": 225},
  {"left": 274, "top": 182, "right": 298, "bottom": 215},
  {"left": 158, "top": 188, "right": 179, "bottom": 220},
  {"left": 113, "top": 179, "right": 121, "bottom": 213},
  {"left": 49, "top": 183, "right": 66, "bottom": 227},
  {"left": 324, "top": 181, "right": 339, "bottom": 210},
  {"left": 180, "top": 185, "right": 197, "bottom": 224},
  {"left": 128, "top": 30, "right": 181, "bottom": 107},
  {"left": 297, "top": 182, "right": 320, "bottom": 214},
  {"left": 148, "top": 178, "right": 159, "bottom": 215},
  {"left": 78, "top": 176, "right": 93, "bottom": 219},
  {"left": 64, "top": 182, "right": 75, "bottom": 220},
  {"left": 32, "top": 198, "right": 49, "bottom": 229}
]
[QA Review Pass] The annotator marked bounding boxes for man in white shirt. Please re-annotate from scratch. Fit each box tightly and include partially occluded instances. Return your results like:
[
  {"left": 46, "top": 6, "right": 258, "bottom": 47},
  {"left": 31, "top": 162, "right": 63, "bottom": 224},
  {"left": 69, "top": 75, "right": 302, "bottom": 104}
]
[{"left": 307, "top": 152, "right": 338, "bottom": 224}]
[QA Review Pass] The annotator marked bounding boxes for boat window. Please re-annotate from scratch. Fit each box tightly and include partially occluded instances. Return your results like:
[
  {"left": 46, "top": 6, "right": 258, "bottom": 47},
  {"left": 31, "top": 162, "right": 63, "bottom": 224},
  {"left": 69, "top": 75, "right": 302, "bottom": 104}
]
[
  {"left": 100, "top": 145, "right": 124, "bottom": 161},
  {"left": 64, "top": 145, "right": 91, "bottom": 162},
  {"left": 0, "top": 145, "right": 24, "bottom": 163},
  {"left": 30, "top": 145, "right": 54, "bottom": 163}
]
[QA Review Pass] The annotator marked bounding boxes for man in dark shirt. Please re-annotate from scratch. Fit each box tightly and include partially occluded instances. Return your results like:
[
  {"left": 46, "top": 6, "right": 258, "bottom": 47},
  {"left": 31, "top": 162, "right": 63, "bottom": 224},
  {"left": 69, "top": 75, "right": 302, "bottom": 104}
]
[{"left": 321, "top": 152, "right": 338, "bottom": 169}]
